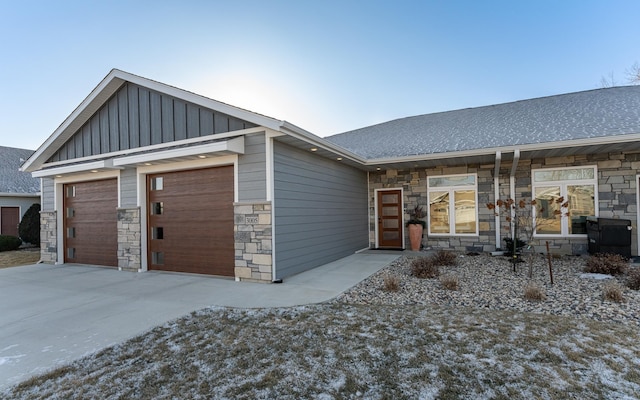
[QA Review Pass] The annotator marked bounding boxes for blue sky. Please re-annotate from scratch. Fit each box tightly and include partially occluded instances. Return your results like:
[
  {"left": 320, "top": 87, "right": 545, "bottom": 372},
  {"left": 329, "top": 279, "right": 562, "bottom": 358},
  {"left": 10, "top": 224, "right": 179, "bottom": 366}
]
[{"left": 1, "top": 0, "right": 639, "bottom": 150}]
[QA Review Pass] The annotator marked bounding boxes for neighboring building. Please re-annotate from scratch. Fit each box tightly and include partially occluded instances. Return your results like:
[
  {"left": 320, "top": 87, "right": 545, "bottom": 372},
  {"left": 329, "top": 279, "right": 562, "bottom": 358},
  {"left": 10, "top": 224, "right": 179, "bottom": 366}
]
[
  {"left": 0, "top": 146, "right": 41, "bottom": 237},
  {"left": 21, "top": 69, "right": 640, "bottom": 282}
]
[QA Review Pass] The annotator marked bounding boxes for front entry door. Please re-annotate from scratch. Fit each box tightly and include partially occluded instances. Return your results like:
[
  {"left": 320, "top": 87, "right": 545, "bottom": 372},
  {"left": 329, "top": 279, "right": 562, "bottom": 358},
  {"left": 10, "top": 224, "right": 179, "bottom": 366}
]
[{"left": 377, "top": 190, "right": 403, "bottom": 248}]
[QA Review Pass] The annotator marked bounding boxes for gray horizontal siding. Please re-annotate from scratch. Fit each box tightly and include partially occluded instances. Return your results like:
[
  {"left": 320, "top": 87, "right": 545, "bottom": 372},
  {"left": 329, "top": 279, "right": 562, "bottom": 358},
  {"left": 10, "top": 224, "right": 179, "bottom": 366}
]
[
  {"left": 42, "top": 178, "right": 55, "bottom": 211},
  {"left": 238, "top": 133, "right": 267, "bottom": 202},
  {"left": 49, "top": 83, "right": 258, "bottom": 162},
  {"left": 273, "top": 141, "right": 368, "bottom": 280},
  {"left": 120, "top": 168, "right": 137, "bottom": 207}
]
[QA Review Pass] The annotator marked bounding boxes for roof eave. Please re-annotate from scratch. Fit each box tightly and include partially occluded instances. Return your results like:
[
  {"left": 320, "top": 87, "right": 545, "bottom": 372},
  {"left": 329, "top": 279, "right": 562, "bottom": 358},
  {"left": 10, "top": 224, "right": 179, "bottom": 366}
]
[{"left": 363, "top": 132, "right": 640, "bottom": 166}]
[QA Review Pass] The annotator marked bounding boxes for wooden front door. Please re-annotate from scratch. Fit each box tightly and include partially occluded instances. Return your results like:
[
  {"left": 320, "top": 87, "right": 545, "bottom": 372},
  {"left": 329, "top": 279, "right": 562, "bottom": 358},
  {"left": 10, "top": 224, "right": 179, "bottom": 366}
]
[
  {"left": 147, "top": 166, "right": 234, "bottom": 276},
  {"left": 377, "top": 190, "right": 403, "bottom": 248},
  {"left": 1, "top": 207, "right": 20, "bottom": 236},
  {"left": 63, "top": 179, "right": 118, "bottom": 266}
]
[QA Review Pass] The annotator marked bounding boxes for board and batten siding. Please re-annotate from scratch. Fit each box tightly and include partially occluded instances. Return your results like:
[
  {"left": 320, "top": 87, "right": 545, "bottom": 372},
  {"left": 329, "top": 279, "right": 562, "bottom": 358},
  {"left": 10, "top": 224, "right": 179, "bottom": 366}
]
[
  {"left": 273, "top": 141, "right": 368, "bottom": 280},
  {"left": 48, "top": 83, "right": 257, "bottom": 162},
  {"left": 238, "top": 133, "right": 267, "bottom": 202}
]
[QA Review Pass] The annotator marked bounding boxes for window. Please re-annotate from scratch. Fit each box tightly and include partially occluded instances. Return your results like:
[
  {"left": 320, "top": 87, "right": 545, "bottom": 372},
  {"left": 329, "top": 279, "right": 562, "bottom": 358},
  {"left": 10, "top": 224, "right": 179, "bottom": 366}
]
[
  {"left": 427, "top": 174, "right": 478, "bottom": 235},
  {"left": 150, "top": 177, "right": 163, "bottom": 191},
  {"left": 532, "top": 166, "right": 597, "bottom": 236}
]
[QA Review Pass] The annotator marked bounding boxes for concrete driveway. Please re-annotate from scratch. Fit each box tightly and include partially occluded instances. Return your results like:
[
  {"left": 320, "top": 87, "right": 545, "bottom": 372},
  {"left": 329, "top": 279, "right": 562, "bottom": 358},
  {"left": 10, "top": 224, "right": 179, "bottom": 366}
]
[{"left": 0, "top": 252, "right": 399, "bottom": 389}]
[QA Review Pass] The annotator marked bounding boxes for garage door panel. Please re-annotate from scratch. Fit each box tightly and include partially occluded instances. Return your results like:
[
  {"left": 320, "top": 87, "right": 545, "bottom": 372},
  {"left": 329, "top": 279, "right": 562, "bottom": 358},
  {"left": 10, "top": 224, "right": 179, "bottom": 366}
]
[
  {"left": 147, "top": 166, "right": 234, "bottom": 276},
  {"left": 64, "top": 179, "right": 118, "bottom": 267}
]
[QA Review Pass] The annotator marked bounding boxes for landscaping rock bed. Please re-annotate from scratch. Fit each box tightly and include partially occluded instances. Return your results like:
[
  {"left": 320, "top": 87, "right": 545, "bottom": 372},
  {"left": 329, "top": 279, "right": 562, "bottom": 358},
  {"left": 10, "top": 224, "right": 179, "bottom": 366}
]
[{"left": 334, "top": 253, "right": 640, "bottom": 326}]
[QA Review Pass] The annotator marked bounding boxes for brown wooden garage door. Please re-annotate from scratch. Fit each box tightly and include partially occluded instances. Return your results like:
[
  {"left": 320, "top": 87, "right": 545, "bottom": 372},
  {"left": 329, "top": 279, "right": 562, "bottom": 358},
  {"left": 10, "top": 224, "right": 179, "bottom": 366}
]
[
  {"left": 63, "top": 179, "right": 118, "bottom": 267},
  {"left": 1, "top": 207, "right": 20, "bottom": 236},
  {"left": 147, "top": 166, "right": 234, "bottom": 276}
]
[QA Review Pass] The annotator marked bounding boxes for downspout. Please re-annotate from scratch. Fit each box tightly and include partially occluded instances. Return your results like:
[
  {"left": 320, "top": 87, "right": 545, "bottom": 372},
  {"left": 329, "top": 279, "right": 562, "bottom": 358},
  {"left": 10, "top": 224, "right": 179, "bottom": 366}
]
[
  {"left": 510, "top": 149, "right": 521, "bottom": 240},
  {"left": 494, "top": 151, "right": 501, "bottom": 250}
]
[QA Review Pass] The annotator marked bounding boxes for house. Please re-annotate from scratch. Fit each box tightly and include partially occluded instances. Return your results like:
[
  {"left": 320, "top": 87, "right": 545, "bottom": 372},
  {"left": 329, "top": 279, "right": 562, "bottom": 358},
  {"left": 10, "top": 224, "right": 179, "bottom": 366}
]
[
  {"left": 0, "top": 146, "right": 40, "bottom": 237},
  {"left": 21, "top": 69, "right": 640, "bottom": 282}
]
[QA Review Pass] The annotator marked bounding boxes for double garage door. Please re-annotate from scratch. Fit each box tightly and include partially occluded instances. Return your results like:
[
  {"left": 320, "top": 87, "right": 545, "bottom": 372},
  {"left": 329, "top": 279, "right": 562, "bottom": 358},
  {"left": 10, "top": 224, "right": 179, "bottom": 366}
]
[{"left": 63, "top": 166, "right": 234, "bottom": 276}]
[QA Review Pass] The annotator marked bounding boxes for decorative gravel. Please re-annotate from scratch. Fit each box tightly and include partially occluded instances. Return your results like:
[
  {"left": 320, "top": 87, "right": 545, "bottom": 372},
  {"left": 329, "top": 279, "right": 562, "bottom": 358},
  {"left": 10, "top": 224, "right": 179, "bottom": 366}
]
[{"left": 334, "top": 253, "right": 640, "bottom": 326}]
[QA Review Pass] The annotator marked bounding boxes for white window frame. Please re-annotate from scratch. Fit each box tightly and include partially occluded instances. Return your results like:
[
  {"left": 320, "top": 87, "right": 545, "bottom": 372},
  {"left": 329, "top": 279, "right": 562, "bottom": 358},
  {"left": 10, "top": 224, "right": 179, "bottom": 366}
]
[
  {"left": 531, "top": 165, "right": 598, "bottom": 238},
  {"left": 427, "top": 173, "right": 479, "bottom": 237}
]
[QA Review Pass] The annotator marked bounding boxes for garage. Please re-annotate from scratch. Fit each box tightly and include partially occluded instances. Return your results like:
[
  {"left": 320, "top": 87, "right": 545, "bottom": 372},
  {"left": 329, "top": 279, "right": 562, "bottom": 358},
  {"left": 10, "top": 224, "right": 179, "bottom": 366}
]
[
  {"left": 63, "top": 179, "right": 118, "bottom": 267},
  {"left": 147, "top": 166, "right": 235, "bottom": 276}
]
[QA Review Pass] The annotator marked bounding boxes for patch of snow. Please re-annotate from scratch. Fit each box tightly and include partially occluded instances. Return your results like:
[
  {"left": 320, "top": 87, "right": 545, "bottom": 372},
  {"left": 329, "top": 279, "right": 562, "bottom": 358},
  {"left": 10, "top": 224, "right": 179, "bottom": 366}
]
[
  {"left": 579, "top": 273, "right": 614, "bottom": 280},
  {"left": 0, "top": 354, "right": 25, "bottom": 366}
]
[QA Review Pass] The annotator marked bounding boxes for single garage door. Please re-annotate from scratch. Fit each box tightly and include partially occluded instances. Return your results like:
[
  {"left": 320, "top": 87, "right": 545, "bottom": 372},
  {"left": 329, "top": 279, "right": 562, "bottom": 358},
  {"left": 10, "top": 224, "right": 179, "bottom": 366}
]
[
  {"left": 63, "top": 179, "right": 118, "bottom": 267},
  {"left": 147, "top": 166, "right": 234, "bottom": 276},
  {"left": 1, "top": 207, "right": 20, "bottom": 236}
]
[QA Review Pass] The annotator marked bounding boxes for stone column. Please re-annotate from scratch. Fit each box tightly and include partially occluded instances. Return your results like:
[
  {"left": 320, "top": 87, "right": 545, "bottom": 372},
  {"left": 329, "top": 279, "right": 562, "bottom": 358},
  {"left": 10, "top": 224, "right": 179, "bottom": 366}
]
[
  {"left": 117, "top": 207, "right": 142, "bottom": 272},
  {"left": 234, "top": 202, "right": 273, "bottom": 282},
  {"left": 39, "top": 211, "right": 57, "bottom": 264}
]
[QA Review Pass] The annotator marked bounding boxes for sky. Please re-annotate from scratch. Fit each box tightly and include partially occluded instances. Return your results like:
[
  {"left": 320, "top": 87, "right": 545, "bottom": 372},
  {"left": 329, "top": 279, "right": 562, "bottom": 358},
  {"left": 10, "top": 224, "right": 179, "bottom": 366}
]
[{"left": 1, "top": 0, "right": 639, "bottom": 151}]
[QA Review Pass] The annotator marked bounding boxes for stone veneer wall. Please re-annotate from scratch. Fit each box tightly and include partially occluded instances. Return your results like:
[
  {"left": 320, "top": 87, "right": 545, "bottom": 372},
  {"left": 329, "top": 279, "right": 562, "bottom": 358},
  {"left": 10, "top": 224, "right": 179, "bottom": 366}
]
[
  {"left": 117, "top": 207, "right": 141, "bottom": 272},
  {"left": 369, "top": 151, "right": 640, "bottom": 256},
  {"left": 234, "top": 202, "right": 273, "bottom": 282},
  {"left": 40, "top": 211, "right": 57, "bottom": 263}
]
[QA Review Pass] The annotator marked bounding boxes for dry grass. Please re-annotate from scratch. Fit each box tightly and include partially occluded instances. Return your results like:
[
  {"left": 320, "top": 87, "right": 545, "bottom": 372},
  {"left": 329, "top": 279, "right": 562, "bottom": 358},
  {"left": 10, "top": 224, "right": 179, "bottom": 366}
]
[
  {"left": 382, "top": 275, "right": 400, "bottom": 292},
  {"left": 603, "top": 281, "right": 625, "bottom": 303},
  {"left": 0, "top": 248, "right": 40, "bottom": 268},
  {"left": 524, "top": 281, "right": 546, "bottom": 301},
  {"left": 5, "top": 304, "right": 640, "bottom": 399},
  {"left": 584, "top": 253, "right": 628, "bottom": 275},
  {"left": 439, "top": 274, "right": 459, "bottom": 290},
  {"left": 432, "top": 250, "right": 457, "bottom": 266},
  {"left": 410, "top": 257, "right": 440, "bottom": 279},
  {"left": 627, "top": 267, "right": 640, "bottom": 290}
]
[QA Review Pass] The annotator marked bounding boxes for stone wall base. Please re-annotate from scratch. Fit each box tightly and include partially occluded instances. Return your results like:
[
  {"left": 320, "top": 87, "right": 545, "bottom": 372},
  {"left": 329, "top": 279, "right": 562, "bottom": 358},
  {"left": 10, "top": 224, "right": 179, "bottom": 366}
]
[
  {"left": 117, "top": 207, "right": 142, "bottom": 272},
  {"left": 234, "top": 202, "right": 273, "bottom": 283},
  {"left": 40, "top": 211, "right": 57, "bottom": 264}
]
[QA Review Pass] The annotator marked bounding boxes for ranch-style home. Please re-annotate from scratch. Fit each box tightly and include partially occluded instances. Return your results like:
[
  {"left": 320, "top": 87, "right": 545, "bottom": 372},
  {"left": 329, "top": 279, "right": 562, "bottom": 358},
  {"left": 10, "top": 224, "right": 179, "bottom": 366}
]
[
  {"left": 0, "top": 146, "right": 40, "bottom": 237},
  {"left": 21, "top": 69, "right": 640, "bottom": 282}
]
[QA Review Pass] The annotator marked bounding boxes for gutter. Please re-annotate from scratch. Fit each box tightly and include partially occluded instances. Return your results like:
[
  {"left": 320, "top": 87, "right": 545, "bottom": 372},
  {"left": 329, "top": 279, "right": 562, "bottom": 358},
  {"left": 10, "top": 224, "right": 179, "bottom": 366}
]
[
  {"left": 494, "top": 151, "right": 501, "bottom": 249},
  {"left": 510, "top": 149, "right": 520, "bottom": 239}
]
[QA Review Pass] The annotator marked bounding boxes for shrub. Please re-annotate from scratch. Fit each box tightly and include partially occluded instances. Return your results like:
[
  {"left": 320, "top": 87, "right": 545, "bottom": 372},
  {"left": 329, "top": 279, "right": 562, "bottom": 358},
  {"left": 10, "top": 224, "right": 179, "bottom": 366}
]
[
  {"left": 18, "top": 203, "right": 41, "bottom": 245},
  {"left": 0, "top": 235, "right": 22, "bottom": 252},
  {"left": 432, "top": 250, "right": 457, "bottom": 266},
  {"left": 626, "top": 268, "right": 640, "bottom": 290},
  {"left": 411, "top": 257, "right": 440, "bottom": 279},
  {"left": 603, "top": 281, "right": 625, "bottom": 302},
  {"left": 524, "top": 281, "right": 546, "bottom": 301},
  {"left": 440, "top": 274, "right": 459, "bottom": 291},
  {"left": 382, "top": 275, "right": 400, "bottom": 292},
  {"left": 584, "top": 253, "right": 628, "bottom": 275},
  {"left": 503, "top": 237, "right": 527, "bottom": 257}
]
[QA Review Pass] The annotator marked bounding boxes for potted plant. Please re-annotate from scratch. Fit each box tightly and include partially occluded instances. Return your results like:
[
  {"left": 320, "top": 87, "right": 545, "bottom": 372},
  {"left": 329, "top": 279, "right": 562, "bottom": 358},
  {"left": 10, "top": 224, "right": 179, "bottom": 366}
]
[{"left": 406, "top": 205, "right": 426, "bottom": 251}]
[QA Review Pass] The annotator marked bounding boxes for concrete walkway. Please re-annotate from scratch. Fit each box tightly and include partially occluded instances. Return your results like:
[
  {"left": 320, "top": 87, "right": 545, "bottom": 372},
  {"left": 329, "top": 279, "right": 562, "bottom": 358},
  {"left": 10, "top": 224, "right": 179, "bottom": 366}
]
[{"left": 0, "top": 252, "right": 400, "bottom": 389}]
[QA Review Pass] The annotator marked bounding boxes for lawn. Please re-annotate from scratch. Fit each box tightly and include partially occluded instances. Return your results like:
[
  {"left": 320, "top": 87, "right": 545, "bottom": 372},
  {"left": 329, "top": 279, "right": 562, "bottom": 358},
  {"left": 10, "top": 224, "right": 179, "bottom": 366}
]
[
  {"left": 0, "top": 248, "right": 39, "bottom": 268},
  {"left": 5, "top": 303, "right": 640, "bottom": 399}
]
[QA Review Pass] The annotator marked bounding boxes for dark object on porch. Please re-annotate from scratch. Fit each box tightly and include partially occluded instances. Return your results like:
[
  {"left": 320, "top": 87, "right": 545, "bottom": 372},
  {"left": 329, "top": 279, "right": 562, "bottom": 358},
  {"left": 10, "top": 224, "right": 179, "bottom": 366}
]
[{"left": 587, "top": 217, "right": 632, "bottom": 259}]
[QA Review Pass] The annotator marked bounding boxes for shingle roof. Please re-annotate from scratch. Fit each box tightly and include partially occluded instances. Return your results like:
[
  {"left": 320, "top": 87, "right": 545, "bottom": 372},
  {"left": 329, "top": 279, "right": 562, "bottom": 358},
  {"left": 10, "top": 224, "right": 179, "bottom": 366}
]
[
  {"left": 0, "top": 146, "right": 40, "bottom": 194},
  {"left": 325, "top": 86, "right": 640, "bottom": 159}
]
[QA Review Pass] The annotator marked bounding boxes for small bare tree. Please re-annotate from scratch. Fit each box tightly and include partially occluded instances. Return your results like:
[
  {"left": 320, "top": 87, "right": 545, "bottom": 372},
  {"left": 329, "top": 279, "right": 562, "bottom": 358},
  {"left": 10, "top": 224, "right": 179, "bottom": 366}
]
[{"left": 487, "top": 197, "right": 569, "bottom": 278}]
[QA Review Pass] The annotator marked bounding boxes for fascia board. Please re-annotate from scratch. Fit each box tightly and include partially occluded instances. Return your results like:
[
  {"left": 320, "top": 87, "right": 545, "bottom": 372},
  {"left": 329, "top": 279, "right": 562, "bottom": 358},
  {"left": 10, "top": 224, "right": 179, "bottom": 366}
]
[
  {"left": 278, "top": 121, "right": 368, "bottom": 163},
  {"left": 32, "top": 160, "right": 122, "bottom": 178},
  {"left": 112, "top": 137, "right": 245, "bottom": 166},
  {"left": 0, "top": 192, "right": 41, "bottom": 197},
  {"left": 22, "top": 70, "right": 126, "bottom": 173},
  {"left": 113, "top": 70, "right": 283, "bottom": 131}
]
